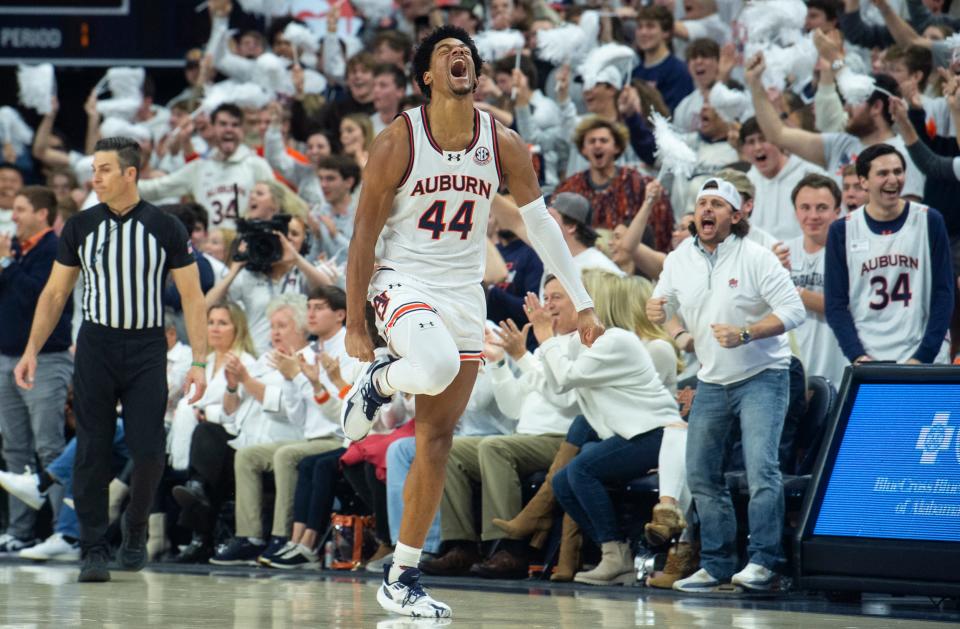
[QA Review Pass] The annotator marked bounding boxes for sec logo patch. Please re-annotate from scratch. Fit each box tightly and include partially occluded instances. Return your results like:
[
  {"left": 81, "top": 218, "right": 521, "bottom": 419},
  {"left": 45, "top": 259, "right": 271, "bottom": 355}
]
[{"left": 474, "top": 146, "right": 491, "bottom": 166}]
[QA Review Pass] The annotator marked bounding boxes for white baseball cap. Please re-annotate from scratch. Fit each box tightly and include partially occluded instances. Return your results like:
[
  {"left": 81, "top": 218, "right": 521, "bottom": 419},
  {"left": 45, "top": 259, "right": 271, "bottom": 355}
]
[{"left": 696, "top": 178, "right": 742, "bottom": 211}]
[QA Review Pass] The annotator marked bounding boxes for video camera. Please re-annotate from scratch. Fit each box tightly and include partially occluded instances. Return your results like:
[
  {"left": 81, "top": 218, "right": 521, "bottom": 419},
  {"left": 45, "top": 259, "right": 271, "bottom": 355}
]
[{"left": 233, "top": 214, "right": 292, "bottom": 274}]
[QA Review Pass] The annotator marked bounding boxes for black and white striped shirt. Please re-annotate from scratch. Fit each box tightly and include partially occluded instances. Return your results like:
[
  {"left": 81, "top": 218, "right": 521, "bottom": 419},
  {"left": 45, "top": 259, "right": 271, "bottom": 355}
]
[{"left": 56, "top": 200, "right": 194, "bottom": 329}]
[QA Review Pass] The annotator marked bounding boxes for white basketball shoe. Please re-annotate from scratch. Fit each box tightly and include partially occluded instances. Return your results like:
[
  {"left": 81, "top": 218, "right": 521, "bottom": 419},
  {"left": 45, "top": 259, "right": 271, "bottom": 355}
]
[{"left": 377, "top": 564, "right": 452, "bottom": 619}]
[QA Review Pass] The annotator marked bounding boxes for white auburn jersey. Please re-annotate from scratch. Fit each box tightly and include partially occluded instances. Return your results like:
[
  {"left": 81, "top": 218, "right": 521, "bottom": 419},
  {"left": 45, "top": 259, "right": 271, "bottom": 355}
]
[
  {"left": 374, "top": 105, "right": 501, "bottom": 288},
  {"left": 786, "top": 236, "right": 848, "bottom": 387},
  {"left": 845, "top": 202, "right": 949, "bottom": 363}
]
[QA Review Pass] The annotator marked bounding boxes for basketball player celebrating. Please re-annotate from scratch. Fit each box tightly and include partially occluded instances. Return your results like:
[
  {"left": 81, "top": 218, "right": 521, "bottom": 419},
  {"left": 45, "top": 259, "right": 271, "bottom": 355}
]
[
  {"left": 341, "top": 26, "right": 604, "bottom": 618},
  {"left": 824, "top": 143, "right": 953, "bottom": 364}
]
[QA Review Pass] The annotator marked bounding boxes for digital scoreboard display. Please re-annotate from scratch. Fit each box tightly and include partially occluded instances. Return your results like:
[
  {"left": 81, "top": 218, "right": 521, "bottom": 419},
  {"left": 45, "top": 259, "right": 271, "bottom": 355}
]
[
  {"left": 813, "top": 383, "right": 960, "bottom": 542},
  {"left": 0, "top": 0, "right": 127, "bottom": 13},
  {"left": 0, "top": 1, "right": 202, "bottom": 66}
]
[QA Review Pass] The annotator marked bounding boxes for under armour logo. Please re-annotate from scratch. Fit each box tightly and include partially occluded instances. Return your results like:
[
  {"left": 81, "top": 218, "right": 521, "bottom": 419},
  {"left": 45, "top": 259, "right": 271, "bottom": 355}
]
[
  {"left": 916, "top": 412, "right": 954, "bottom": 464},
  {"left": 418, "top": 322, "right": 435, "bottom": 329},
  {"left": 446, "top": 153, "right": 461, "bottom": 162}
]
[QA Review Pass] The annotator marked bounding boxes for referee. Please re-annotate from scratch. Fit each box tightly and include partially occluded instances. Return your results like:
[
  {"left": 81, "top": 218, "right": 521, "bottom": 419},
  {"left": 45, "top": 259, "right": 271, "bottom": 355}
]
[{"left": 14, "top": 137, "right": 207, "bottom": 582}]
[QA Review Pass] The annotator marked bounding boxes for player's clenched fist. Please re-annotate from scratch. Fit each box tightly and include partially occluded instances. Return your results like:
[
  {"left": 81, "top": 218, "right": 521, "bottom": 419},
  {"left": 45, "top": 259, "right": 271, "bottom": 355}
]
[{"left": 345, "top": 326, "right": 375, "bottom": 363}]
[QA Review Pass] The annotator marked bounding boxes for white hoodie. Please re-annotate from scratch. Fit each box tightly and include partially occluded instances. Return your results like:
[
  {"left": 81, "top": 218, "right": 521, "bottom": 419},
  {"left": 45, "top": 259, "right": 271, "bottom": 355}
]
[
  {"left": 747, "top": 155, "right": 827, "bottom": 242},
  {"left": 653, "top": 235, "right": 806, "bottom": 385},
  {"left": 138, "top": 144, "right": 274, "bottom": 230}
]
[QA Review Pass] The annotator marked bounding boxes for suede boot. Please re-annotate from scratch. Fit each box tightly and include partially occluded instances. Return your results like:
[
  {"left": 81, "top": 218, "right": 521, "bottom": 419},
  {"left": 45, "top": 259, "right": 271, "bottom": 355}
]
[
  {"left": 492, "top": 442, "right": 580, "bottom": 548},
  {"left": 573, "top": 541, "right": 634, "bottom": 586},
  {"left": 549, "top": 514, "right": 581, "bottom": 582}
]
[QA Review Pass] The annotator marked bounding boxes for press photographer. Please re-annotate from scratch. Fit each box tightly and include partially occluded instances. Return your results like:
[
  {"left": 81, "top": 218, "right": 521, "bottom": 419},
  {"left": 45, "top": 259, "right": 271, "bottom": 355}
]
[{"left": 205, "top": 213, "right": 334, "bottom": 355}]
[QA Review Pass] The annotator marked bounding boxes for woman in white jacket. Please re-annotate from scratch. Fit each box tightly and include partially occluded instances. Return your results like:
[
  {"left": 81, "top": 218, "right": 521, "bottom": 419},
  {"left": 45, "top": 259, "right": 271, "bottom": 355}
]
[
  {"left": 167, "top": 302, "right": 257, "bottom": 470},
  {"left": 537, "top": 270, "right": 686, "bottom": 586},
  {"left": 168, "top": 301, "right": 256, "bottom": 562}
]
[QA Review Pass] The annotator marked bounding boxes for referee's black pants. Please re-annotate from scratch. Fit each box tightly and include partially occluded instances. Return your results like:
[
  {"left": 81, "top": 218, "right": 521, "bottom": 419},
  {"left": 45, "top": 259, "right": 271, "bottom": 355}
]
[{"left": 73, "top": 322, "right": 168, "bottom": 552}]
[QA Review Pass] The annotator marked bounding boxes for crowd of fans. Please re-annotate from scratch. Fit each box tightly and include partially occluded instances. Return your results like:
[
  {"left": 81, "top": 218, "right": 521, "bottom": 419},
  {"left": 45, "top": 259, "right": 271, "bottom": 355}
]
[{"left": 0, "top": 0, "right": 957, "bottom": 592}]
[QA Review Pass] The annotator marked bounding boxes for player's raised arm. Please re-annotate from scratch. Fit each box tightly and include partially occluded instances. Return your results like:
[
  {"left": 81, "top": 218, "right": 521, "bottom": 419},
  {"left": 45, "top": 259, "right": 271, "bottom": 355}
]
[
  {"left": 344, "top": 119, "right": 411, "bottom": 362},
  {"left": 495, "top": 123, "right": 605, "bottom": 347}
]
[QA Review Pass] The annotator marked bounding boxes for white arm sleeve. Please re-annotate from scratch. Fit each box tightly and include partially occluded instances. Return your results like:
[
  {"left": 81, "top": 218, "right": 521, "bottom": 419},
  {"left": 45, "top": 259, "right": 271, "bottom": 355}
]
[{"left": 518, "top": 196, "right": 594, "bottom": 312}]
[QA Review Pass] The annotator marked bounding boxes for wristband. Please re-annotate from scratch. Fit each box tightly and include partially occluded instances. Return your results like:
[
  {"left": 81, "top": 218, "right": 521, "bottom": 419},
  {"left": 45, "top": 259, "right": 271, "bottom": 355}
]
[
  {"left": 314, "top": 390, "right": 331, "bottom": 404},
  {"left": 338, "top": 385, "right": 353, "bottom": 400},
  {"left": 192, "top": 361, "right": 207, "bottom": 368},
  {"left": 225, "top": 385, "right": 238, "bottom": 394}
]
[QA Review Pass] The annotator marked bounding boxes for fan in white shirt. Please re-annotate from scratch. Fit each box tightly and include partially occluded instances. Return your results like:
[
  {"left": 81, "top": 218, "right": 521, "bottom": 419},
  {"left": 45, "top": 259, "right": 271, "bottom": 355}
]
[
  {"left": 781, "top": 174, "right": 849, "bottom": 388},
  {"left": 167, "top": 302, "right": 258, "bottom": 470},
  {"left": 741, "top": 118, "right": 829, "bottom": 243},
  {"left": 649, "top": 178, "right": 804, "bottom": 593}
]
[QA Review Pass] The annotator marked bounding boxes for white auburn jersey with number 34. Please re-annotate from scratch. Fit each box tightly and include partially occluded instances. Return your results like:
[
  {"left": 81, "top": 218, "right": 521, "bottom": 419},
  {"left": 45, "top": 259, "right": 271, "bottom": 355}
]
[
  {"left": 845, "top": 202, "right": 950, "bottom": 363},
  {"left": 374, "top": 105, "right": 502, "bottom": 289}
]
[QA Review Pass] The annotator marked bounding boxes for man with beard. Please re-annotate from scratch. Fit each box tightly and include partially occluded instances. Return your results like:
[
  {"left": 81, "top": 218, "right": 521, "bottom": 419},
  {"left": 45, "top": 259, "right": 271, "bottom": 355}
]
[
  {"left": 139, "top": 104, "right": 275, "bottom": 230},
  {"left": 825, "top": 144, "right": 953, "bottom": 364},
  {"left": 554, "top": 117, "right": 674, "bottom": 252},
  {"left": 648, "top": 178, "right": 804, "bottom": 593},
  {"left": 745, "top": 53, "right": 926, "bottom": 200}
]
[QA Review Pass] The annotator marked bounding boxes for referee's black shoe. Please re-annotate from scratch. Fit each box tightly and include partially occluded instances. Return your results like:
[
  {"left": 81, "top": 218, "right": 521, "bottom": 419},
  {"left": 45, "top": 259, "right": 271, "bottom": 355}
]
[
  {"left": 118, "top": 513, "right": 148, "bottom": 571},
  {"left": 78, "top": 546, "right": 111, "bottom": 583}
]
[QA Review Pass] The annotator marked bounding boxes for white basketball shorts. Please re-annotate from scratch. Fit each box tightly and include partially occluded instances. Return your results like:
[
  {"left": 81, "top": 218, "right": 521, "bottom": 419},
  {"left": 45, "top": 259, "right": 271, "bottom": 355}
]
[{"left": 368, "top": 268, "right": 485, "bottom": 362}]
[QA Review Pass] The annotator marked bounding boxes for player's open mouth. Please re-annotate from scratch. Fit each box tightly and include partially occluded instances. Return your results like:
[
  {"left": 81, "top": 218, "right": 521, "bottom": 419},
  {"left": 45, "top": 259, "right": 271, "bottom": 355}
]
[{"left": 451, "top": 58, "right": 467, "bottom": 78}]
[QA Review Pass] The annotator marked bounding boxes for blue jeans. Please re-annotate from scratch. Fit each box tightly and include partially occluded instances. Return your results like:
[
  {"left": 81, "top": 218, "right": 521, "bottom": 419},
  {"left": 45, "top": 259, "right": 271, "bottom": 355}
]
[
  {"left": 686, "top": 368, "right": 788, "bottom": 579},
  {"left": 0, "top": 352, "right": 72, "bottom": 539},
  {"left": 386, "top": 438, "right": 441, "bottom": 554},
  {"left": 552, "top": 417, "right": 664, "bottom": 545},
  {"left": 46, "top": 421, "right": 129, "bottom": 540},
  {"left": 564, "top": 414, "right": 596, "bottom": 448}
]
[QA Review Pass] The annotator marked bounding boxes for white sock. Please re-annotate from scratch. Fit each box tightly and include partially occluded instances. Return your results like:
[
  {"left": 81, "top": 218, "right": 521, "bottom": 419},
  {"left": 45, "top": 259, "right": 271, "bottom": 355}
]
[
  {"left": 388, "top": 542, "right": 422, "bottom": 583},
  {"left": 248, "top": 537, "right": 264, "bottom": 546}
]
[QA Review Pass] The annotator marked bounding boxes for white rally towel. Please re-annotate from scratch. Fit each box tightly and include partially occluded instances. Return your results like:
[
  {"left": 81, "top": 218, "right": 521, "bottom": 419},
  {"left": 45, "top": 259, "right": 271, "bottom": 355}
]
[
  {"left": 535, "top": 10, "right": 600, "bottom": 66},
  {"left": 17, "top": 64, "right": 56, "bottom": 115}
]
